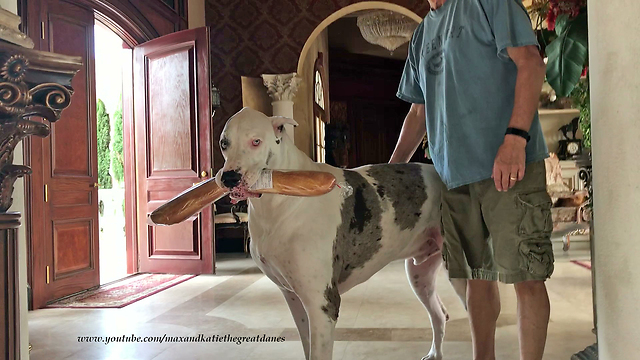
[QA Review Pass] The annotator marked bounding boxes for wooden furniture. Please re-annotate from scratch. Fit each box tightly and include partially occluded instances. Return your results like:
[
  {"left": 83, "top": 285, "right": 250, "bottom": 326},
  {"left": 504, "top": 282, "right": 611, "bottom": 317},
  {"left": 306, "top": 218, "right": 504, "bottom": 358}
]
[
  {"left": 0, "top": 30, "right": 81, "bottom": 360},
  {"left": 546, "top": 154, "right": 591, "bottom": 251},
  {"left": 214, "top": 201, "right": 250, "bottom": 256}
]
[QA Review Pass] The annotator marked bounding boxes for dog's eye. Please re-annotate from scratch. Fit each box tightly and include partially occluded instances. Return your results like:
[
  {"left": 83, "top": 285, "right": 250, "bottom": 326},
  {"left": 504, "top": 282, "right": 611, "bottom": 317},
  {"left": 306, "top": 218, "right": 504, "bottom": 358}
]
[
  {"left": 220, "top": 138, "right": 229, "bottom": 151},
  {"left": 252, "top": 139, "right": 261, "bottom": 147}
]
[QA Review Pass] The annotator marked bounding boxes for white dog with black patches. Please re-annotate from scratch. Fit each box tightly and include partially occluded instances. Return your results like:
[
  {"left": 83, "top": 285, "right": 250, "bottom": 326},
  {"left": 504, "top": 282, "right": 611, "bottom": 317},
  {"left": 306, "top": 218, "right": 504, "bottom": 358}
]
[{"left": 216, "top": 108, "right": 466, "bottom": 360}]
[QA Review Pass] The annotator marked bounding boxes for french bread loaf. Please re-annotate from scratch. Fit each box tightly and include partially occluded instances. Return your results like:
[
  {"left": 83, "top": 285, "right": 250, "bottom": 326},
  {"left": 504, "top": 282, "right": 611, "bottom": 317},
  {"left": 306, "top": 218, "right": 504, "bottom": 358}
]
[{"left": 148, "top": 170, "right": 337, "bottom": 226}]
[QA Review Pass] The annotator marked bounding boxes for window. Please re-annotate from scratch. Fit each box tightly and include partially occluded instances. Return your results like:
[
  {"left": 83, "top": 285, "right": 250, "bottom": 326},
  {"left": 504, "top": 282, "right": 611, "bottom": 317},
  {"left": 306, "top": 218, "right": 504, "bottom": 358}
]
[
  {"left": 314, "top": 70, "right": 325, "bottom": 110},
  {"left": 313, "top": 53, "right": 327, "bottom": 163},
  {"left": 315, "top": 116, "right": 326, "bottom": 163}
]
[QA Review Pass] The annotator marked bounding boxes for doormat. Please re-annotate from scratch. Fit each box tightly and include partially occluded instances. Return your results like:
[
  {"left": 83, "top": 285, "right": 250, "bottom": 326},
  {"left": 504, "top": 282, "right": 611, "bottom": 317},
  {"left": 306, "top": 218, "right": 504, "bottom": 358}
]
[
  {"left": 47, "top": 273, "right": 196, "bottom": 309},
  {"left": 571, "top": 260, "right": 592, "bottom": 270}
]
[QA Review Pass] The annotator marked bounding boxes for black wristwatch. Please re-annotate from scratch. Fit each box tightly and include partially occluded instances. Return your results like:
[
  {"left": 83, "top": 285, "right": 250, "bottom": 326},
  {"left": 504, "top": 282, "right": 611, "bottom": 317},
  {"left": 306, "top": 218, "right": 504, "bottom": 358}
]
[{"left": 505, "top": 127, "right": 530, "bottom": 143}]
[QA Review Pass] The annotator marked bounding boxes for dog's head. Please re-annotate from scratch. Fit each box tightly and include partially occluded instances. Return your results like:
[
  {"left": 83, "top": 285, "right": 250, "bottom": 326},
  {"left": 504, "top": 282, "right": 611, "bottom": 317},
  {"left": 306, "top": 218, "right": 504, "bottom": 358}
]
[{"left": 216, "top": 107, "right": 298, "bottom": 201}]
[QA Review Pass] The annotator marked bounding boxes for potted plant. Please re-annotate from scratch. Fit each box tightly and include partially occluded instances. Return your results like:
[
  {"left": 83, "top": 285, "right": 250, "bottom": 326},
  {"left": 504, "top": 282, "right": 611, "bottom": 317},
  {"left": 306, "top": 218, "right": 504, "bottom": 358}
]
[{"left": 527, "top": 0, "right": 590, "bottom": 149}]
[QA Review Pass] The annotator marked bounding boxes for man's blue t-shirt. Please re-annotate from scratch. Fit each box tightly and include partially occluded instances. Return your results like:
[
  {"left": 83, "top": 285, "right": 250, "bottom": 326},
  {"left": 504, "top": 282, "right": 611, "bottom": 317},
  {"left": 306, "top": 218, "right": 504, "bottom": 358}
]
[{"left": 397, "top": 0, "right": 549, "bottom": 189}]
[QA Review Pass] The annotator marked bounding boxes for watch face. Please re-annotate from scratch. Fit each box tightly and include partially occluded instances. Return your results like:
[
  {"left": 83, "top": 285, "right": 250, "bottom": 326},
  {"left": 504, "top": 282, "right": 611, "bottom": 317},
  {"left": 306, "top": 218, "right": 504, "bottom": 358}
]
[{"left": 568, "top": 142, "right": 580, "bottom": 154}]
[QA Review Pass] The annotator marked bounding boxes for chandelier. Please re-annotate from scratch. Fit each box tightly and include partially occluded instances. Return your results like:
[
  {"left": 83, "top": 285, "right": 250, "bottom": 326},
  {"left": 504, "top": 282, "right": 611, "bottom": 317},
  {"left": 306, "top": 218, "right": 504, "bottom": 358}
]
[{"left": 356, "top": 11, "right": 418, "bottom": 52}]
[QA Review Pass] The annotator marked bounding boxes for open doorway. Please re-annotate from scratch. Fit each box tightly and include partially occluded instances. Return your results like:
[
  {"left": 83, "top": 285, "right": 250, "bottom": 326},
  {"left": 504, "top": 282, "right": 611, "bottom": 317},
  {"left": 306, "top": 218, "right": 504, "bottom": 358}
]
[
  {"left": 94, "top": 21, "right": 131, "bottom": 285},
  {"left": 325, "top": 10, "right": 428, "bottom": 167}
]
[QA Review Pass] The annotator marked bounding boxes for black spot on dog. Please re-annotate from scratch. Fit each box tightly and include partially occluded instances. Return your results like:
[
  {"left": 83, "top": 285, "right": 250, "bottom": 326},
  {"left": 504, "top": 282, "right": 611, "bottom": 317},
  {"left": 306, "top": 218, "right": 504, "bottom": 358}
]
[
  {"left": 367, "top": 164, "right": 429, "bottom": 231},
  {"left": 376, "top": 184, "right": 386, "bottom": 199},
  {"left": 332, "top": 170, "right": 383, "bottom": 284},
  {"left": 321, "top": 284, "right": 341, "bottom": 322},
  {"left": 266, "top": 150, "right": 273, "bottom": 166},
  {"left": 413, "top": 274, "right": 420, "bottom": 280},
  {"left": 350, "top": 187, "right": 371, "bottom": 233}
]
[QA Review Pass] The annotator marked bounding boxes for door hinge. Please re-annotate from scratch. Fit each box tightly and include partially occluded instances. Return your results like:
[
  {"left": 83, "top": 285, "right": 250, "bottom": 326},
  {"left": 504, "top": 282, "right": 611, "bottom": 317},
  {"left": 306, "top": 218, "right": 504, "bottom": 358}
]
[
  {"left": 44, "top": 184, "right": 49, "bottom": 202},
  {"left": 46, "top": 266, "right": 50, "bottom": 284},
  {"left": 40, "top": 22, "right": 45, "bottom": 40}
]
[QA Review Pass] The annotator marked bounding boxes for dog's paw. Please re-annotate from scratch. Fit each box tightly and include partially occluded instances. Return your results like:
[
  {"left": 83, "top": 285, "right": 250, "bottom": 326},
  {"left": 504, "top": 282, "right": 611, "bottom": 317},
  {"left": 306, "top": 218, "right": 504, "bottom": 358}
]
[{"left": 421, "top": 351, "right": 443, "bottom": 360}]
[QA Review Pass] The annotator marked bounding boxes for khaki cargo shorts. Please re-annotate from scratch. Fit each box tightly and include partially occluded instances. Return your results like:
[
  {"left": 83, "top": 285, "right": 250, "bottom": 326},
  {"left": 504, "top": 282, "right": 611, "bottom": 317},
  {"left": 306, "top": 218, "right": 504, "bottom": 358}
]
[{"left": 441, "top": 160, "right": 554, "bottom": 284}]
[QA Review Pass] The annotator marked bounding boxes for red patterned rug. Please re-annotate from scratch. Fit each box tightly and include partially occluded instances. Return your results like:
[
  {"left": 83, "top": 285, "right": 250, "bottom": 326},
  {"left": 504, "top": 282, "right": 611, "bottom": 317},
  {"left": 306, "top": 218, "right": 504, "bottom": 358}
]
[
  {"left": 47, "top": 273, "right": 196, "bottom": 309},
  {"left": 571, "top": 260, "right": 592, "bottom": 270}
]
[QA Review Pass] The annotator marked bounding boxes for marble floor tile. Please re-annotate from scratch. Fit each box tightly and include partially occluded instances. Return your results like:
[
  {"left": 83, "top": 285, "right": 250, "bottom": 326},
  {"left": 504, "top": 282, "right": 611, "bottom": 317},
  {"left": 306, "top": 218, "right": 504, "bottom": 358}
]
[{"left": 29, "top": 254, "right": 595, "bottom": 360}]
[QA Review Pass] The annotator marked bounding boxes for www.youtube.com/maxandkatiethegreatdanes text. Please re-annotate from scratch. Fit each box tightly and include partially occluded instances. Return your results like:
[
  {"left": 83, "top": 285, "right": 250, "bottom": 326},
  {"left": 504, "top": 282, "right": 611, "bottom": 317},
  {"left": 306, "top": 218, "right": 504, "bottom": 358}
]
[{"left": 77, "top": 334, "right": 286, "bottom": 346}]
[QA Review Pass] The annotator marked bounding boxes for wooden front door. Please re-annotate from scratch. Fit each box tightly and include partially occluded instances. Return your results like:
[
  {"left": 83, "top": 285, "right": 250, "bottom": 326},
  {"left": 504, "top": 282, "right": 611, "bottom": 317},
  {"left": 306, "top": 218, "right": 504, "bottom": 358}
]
[
  {"left": 134, "top": 28, "right": 214, "bottom": 274},
  {"left": 31, "top": 0, "right": 100, "bottom": 307}
]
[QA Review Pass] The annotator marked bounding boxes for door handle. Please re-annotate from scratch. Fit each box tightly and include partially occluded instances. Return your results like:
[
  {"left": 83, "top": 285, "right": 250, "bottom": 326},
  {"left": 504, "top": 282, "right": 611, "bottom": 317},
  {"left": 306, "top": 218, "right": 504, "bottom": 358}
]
[
  {"left": 90, "top": 183, "right": 99, "bottom": 188},
  {"left": 200, "top": 170, "right": 207, "bottom": 178}
]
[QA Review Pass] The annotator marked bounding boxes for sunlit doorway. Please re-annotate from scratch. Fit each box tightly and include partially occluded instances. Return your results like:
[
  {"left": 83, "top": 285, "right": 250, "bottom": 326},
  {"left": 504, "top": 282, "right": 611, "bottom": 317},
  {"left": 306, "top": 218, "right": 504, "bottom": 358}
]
[{"left": 94, "top": 21, "right": 131, "bottom": 285}]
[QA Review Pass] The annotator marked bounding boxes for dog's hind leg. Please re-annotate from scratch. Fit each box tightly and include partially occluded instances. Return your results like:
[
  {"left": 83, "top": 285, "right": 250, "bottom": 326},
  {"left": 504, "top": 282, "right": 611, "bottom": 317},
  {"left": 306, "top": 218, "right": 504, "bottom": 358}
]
[
  {"left": 281, "top": 289, "right": 310, "bottom": 359},
  {"left": 448, "top": 277, "right": 468, "bottom": 311},
  {"left": 406, "top": 255, "right": 446, "bottom": 360}
]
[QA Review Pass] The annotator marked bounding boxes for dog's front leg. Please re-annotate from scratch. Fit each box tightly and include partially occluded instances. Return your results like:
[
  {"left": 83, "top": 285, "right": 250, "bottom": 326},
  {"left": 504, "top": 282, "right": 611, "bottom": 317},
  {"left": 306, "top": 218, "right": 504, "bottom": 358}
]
[
  {"left": 298, "top": 287, "right": 340, "bottom": 360},
  {"left": 281, "top": 289, "right": 310, "bottom": 359}
]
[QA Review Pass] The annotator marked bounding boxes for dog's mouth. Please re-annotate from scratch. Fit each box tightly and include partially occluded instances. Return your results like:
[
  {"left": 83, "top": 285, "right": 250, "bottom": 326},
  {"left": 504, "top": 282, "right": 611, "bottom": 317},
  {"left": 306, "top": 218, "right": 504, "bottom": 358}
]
[{"left": 228, "top": 178, "right": 262, "bottom": 204}]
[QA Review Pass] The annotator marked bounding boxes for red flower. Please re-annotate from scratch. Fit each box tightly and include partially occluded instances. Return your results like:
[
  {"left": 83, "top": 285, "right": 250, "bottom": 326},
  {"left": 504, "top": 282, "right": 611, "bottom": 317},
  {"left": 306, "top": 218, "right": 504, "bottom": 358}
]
[
  {"left": 547, "top": 7, "right": 558, "bottom": 30},
  {"left": 546, "top": 0, "right": 586, "bottom": 31}
]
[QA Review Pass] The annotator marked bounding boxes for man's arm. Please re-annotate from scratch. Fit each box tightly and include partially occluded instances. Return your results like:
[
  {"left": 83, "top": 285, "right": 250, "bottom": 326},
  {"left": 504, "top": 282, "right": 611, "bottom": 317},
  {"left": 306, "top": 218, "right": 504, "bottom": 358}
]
[
  {"left": 389, "top": 103, "right": 426, "bottom": 164},
  {"left": 493, "top": 45, "right": 546, "bottom": 192}
]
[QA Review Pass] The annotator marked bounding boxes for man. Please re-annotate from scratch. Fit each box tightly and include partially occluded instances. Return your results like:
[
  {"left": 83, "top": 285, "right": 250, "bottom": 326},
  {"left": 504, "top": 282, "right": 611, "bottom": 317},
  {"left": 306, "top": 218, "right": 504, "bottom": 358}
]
[{"left": 389, "top": 0, "right": 552, "bottom": 360}]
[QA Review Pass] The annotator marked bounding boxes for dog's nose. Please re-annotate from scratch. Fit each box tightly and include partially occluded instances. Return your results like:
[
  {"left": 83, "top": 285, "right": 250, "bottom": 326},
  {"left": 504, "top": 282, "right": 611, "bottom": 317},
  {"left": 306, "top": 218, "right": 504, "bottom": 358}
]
[{"left": 221, "top": 171, "right": 242, "bottom": 188}]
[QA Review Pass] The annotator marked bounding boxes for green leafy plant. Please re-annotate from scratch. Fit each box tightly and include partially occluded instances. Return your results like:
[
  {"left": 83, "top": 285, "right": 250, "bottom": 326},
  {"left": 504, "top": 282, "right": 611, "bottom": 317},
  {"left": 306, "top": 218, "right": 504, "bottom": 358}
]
[
  {"left": 545, "top": 12, "right": 588, "bottom": 98},
  {"left": 528, "top": 0, "right": 590, "bottom": 149},
  {"left": 570, "top": 77, "right": 590, "bottom": 148},
  {"left": 97, "top": 99, "right": 112, "bottom": 189},
  {"left": 111, "top": 96, "right": 124, "bottom": 186}
]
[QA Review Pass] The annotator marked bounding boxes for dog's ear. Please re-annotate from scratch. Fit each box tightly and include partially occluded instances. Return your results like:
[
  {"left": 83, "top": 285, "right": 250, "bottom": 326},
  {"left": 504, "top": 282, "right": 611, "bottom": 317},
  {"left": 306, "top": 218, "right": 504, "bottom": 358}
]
[{"left": 270, "top": 116, "right": 299, "bottom": 136}]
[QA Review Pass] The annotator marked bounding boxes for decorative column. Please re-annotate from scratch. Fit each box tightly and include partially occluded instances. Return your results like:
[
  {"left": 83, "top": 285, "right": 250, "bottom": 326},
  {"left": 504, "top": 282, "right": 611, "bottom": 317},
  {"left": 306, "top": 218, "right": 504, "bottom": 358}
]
[
  {"left": 261, "top": 73, "right": 301, "bottom": 142},
  {"left": 585, "top": 0, "right": 640, "bottom": 359},
  {"left": 0, "top": 7, "right": 81, "bottom": 360}
]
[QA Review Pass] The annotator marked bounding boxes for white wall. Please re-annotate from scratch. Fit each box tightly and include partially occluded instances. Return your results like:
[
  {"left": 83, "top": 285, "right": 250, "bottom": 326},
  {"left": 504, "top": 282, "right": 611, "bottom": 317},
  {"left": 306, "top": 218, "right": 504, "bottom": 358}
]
[
  {"left": 0, "top": 1, "right": 31, "bottom": 358},
  {"left": 588, "top": 1, "right": 640, "bottom": 358}
]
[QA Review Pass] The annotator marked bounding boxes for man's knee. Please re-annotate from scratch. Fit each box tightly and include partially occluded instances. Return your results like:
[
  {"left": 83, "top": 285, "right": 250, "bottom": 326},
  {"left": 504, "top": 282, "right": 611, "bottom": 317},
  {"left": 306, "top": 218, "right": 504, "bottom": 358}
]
[
  {"left": 467, "top": 280, "right": 500, "bottom": 311},
  {"left": 514, "top": 280, "right": 548, "bottom": 299},
  {"left": 468, "top": 279, "right": 499, "bottom": 293}
]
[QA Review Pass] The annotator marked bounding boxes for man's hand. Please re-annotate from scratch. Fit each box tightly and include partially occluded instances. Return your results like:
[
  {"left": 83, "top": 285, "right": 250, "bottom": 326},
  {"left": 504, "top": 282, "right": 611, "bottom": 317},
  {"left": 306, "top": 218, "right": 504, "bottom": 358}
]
[
  {"left": 389, "top": 103, "right": 426, "bottom": 164},
  {"left": 492, "top": 134, "right": 527, "bottom": 191}
]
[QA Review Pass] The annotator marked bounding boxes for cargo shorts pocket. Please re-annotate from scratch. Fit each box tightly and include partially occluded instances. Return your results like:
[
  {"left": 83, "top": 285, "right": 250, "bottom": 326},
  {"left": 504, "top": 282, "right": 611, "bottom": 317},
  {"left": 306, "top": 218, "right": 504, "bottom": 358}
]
[
  {"left": 516, "top": 191, "right": 553, "bottom": 238},
  {"left": 516, "top": 190, "right": 554, "bottom": 277},
  {"left": 519, "top": 240, "right": 554, "bottom": 277}
]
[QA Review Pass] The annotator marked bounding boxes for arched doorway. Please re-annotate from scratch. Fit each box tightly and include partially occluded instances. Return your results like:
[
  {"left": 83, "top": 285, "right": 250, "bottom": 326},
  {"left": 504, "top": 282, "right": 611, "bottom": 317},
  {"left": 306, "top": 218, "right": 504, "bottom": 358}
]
[{"left": 295, "top": 2, "right": 427, "bottom": 167}]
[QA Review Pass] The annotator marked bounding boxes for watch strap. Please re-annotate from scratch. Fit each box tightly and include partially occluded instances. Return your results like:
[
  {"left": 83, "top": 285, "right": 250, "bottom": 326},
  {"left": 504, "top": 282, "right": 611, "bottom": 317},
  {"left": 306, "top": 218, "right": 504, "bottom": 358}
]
[{"left": 505, "top": 127, "right": 530, "bottom": 143}]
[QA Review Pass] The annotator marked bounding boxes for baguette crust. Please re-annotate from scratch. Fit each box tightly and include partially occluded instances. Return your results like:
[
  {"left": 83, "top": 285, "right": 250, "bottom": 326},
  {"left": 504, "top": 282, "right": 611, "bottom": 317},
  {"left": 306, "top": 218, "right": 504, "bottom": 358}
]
[
  {"left": 148, "top": 170, "right": 337, "bottom": 226},
  {"left": 148, "top": 178, "right": 228, "bottom": 226},
  {"left": 262, "top": 171, "right": 337, "bottom": 196}
]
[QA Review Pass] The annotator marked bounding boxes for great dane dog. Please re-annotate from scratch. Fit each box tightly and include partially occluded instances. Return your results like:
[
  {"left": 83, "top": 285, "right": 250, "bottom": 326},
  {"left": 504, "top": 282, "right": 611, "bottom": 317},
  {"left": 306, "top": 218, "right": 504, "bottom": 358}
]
[{"left": 216, "top": 108, "right": 467, "bottom": 360}]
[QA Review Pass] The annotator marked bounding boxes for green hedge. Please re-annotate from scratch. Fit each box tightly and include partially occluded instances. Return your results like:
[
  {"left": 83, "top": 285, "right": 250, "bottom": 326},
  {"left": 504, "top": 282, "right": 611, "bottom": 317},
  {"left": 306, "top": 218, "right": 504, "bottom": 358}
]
[
  {"left": 97, "top": 99, "right": 112, "bottom": 189},
  {"left": 111, "top": 96, "right": 124, "bottom": 185}
]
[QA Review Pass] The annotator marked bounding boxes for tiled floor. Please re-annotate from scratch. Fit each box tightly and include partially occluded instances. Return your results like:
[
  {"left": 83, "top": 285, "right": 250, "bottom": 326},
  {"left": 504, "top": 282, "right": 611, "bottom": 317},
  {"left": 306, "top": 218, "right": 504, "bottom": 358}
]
[{"left": 29, "top": 251, "right": 595, "bottom": 360}]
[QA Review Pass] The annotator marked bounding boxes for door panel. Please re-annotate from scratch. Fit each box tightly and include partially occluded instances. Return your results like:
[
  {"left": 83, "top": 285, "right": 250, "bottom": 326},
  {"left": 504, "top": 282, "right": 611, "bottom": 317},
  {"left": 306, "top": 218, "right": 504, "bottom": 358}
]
[
  {"left": 40, "top": 0, "right": 100, "bottom": 304},
  {"left": 134, "top": 27, "right": 213, "bottom": 274}
]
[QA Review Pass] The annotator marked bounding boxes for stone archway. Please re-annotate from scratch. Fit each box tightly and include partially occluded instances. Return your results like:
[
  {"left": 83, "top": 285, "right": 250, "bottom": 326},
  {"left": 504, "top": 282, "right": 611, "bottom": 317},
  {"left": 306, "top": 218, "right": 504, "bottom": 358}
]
[
  {"left": 297, "top": 1, "right": 422, "bottom": 74},
  {"left": 292, "top": 2, "right": 422, "bottom": 157}
]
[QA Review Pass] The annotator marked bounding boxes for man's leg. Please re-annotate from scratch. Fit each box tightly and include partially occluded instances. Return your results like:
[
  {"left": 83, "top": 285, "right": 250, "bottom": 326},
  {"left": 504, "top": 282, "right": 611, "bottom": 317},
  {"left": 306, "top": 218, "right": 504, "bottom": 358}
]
[
  {"left": 480, "top": 161, "right": 554, "bottom": 360},
  {"left": 515, "top": 280, "right": 550, "bottom": 360},
  {"left": 467, "top": 279, "right": 500, "bottom": 360}
]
